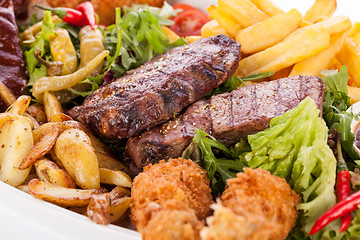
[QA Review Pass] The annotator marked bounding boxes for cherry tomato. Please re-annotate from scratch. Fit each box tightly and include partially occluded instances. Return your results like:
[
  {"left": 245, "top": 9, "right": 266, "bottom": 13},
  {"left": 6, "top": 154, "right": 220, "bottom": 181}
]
[
  {"left": 172, "top": 4, "right": 197, "bottom": 12},
  {"left": 170, "top": 7, "right": 210, "bottom": 37}
]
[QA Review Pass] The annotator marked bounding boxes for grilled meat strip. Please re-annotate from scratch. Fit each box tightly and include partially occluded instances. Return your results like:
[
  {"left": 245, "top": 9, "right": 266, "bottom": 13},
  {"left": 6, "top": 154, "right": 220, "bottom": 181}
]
[
  {"left": 127, "top": 75, "right": 325, "bottom": 168},
  {"left": 68, "top": 35, "right": 241, "bottom": 139},
  {"left": 0, "top": 0, "right": 28, "bottom": 112}
]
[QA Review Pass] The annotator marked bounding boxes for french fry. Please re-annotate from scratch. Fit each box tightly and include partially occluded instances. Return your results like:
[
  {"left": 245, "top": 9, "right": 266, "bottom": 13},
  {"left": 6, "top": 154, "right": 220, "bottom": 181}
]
[
  {"left": 236, "top": 27, "right": 330, "bottom": 77},
  {"left": 6, "top": 95, "right": 31, "bottom": 115},
  {"left": 236, "top": 9, "right": 302, "bottom": 54},
  {"left": 34, "top": 158, "right": 76, "bottom": 188},
  {"left": 350, "top": 22, "right": 360, "bottom": 38},
  {"left": 268, "top": 66, "right": 293, "bottom": 81},
  {"left": 289, "top": 16, "right": 351, "bottom": 40},
  {"left": 87, "top": 193, "right": 111, "bottom": 225},
  {"left": 249, "top": 0, "right": 284, "bottom": 16},
  {"left": 353, "top": 32, "right": 360, "bottom": 45},
  {"left": 28, "top": 179, "right": 99, "bottom": 207},
  {"left": 161, "top": 26, "right": 180, "bottom": 44},
  {"left": 43, "top": 91, "right": 64, "bottom": 122},
  {"left": 0, "top": 117, "right": 33, "bottom": 186},
  {"left": 347, "top": 85, "right": 360, "bottom": 105},
  {"left": 109, "top": 197, "right": 131, "bottom": 223},
  {"left": 304, "top": 0, "right": 337, "bottom": 23},
  {"left": 326, "top": 57, "right": 342, "bottom": 71},
  {"left": 18, "top": 124, "right": 60, "bottom": 170},
  {"left": 290, "top": 31, "right": 347, "bottom": 76},
  {"left": 201, "top": 20, "right": 231, "bottom": 38},
  {"left": 0, "top": 81, "right": 16, "bottom": 107},
  {"left": 336, "top": 37, "right": 360, "bottom": 87},
  {"left": 54, "top": 128, "right": 100, "bottom": 189},
  {"left": 219, "top": 0, "right": 269, "bottom": 28},
  {"left": 185, "top": 36, "right": 202, "bottom": 44},
  {"left": 99, "top": 168, "right": 132, "bottom": 188},
  {"left": 207, "top": 5, "right": 242, "bottom": 37}
]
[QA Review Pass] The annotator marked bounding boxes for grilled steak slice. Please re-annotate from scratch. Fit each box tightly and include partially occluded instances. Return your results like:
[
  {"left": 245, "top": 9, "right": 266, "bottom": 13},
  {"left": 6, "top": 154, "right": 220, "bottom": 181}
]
[
  {"left": 0, "top": 0, "right": 28, "bottom": 112},
  {"left": 127, "top": 75, "right": 325, "bottom": 168},
  {"left": 68, "top": 34, "right": 241, "bottom": 139}
]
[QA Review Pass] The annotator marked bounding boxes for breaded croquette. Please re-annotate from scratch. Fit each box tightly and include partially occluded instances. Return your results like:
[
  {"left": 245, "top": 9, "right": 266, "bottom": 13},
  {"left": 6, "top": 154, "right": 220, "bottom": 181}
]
[
  {"left": 201, "top": 168, "right": 300, "bottom": 240},
  {"left": 143, "top": 209, "right": 204, "bottom": 240},
  {"left": 130, "top": 158, "right": 213, "bottom": 239}
]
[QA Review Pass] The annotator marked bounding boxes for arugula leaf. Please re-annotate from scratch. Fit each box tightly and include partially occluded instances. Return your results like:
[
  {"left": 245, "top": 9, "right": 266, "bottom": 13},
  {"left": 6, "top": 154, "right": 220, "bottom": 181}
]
[
  {"left": 103, "top": 4, "right": 186, "bottom": 83},
  {"left": 192, "top": 129, "right": 245, "bottom": 196},
  {"left": 321, "top": 66, "right": 358, "bottom": 160},
  {"left": 23, "top": 11, "right": 55, "bottom": 86},
  {"left": 205, "top": 72, "right": 274, "bottom": 97}
]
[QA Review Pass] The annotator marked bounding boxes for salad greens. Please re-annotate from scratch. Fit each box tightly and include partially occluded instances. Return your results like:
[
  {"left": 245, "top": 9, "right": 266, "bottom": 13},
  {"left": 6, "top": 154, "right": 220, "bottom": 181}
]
[
  {"left": 103, "top": 3, "right": 186, "bottom": 82},
  {"left": 23, "top": 11, "right": 55, "bottom": 86},
  {"left": 192, "top": 129, "right": 246, "bottom": 196},
  {"left": 322, "top": 66, "right": 358, "bottom": 160},
  {"left": 205, "top": 71, "right": 274, "bottom": 97}
]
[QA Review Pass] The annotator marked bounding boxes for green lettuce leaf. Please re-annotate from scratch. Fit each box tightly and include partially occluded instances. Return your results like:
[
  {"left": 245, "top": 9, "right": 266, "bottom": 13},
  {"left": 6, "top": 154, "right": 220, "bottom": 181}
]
[{"left": 241, "top": 97, "right": 338, "bottom": 238}]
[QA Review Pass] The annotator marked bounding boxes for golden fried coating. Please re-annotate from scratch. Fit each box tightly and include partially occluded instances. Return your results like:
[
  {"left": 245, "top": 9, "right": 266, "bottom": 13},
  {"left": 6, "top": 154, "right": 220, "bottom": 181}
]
[
  {"left": 131, "top": 158, "right": 213, "bottom": 237},
  {"left": 201, "top": 168, "right": 300, "bottom": 240},
  {"left": 91, "top": 0, "right": 165, "bottom": 26},
  {"left": 47, "top": 0, "right": 84, "bottom": 9},
  {"left": 143, "top": 209, "right": 204, "bottom": 240}
]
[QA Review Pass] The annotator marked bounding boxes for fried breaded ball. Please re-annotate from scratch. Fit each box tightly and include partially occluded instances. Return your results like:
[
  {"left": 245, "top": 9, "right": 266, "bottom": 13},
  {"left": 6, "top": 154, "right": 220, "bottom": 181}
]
[
  {"left": 47, "top": 0, "right": 84, "bottom": 9},
  {"left": 142, "top": 209, "right": 204, "bottom": 240},
  {"left": 91, "top": 0, "right": 165, "bottom": 26},
  {"left": 201, "top": 168, "right": 300, "bottom": 240},
  {"left": 131, "top": 158, "right": 213, "bottom": 239}
]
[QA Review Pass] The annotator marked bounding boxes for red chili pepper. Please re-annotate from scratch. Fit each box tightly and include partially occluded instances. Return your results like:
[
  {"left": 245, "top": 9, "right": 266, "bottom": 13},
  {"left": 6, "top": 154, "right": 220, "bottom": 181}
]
[
  {"left": 34, "top": 4, "right": 88, "bottom": 27},
  {"left": 309, "top": 189, "right": 360, "bottom": 235},
  {"left": 76, "top": 2, "right": 96, "bottom": 30},
  {"left": 335, "top": 138, "right": 352, "bottom": 233},
  {"left": 336, "top": 170, "right": 352, "bottom": 232},
  {"left": 309, "top": 139, "right": 354, "bottom": 236}
]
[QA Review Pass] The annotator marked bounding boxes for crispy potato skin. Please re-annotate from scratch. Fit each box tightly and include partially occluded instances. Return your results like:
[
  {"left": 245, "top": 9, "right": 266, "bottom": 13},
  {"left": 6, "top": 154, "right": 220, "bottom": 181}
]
[
  {"left": 130, "top": 158, "right": 213, "bottom": 238},
  {"left": 202, "top": 168, "right": 300, "bottom": 240}
]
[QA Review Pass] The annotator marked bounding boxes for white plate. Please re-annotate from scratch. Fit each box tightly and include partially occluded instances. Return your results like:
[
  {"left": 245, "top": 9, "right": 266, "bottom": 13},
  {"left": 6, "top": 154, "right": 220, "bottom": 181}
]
[{"left": 1, "top": 1, "right": 358, "bottom": 239}]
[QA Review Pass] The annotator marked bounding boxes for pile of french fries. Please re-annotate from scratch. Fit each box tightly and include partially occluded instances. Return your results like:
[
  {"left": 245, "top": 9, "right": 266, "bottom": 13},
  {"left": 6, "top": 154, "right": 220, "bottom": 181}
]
[
  {"left": 0, "top": 83, "right": 132, "bottom": 225},
  {"left": 200, "top": 0, "right": 360, "bottom": 104}
]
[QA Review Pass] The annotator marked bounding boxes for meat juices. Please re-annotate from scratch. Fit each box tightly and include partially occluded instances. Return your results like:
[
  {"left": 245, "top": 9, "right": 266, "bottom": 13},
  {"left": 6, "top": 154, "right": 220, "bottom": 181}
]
[
  {"left": 0, "top": 0, "right": 28, "bottom": 112},
  {"left": 68, "top": 34, "right": 242, "bottom": 139},
  {"left": 127, "top": 75, "right": 325, "bottom": 168}
]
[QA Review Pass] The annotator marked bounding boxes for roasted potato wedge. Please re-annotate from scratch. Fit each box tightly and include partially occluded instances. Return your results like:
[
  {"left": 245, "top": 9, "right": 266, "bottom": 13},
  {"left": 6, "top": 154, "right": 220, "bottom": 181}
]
[
  {"left": 0, "top": 117, "right": 34, "bottom": 186},
  {"left": 54, "top": 128, "right": 100, "bottom": 189},
  {"left": 19, "top": 124, "right": 60, "bottom": 170},
  {"left": 109, "top": 186, "right": 131, "bottom": 202},
  {"left": 99, "top": 168, "right": 132, "bottom": 188},
  {"left": 6, "top": 95, "right": 31, "bottom": 115},
  {"left": 0, "top": 81, "right": 16, "bottom": 107},
  {"left": 34, "top": 158, "right": 76, "bottom": 188},
  {"left": 109, "top": 197, "right": 131, "bottom": 223},
  {"left": 43, "top": 91, "right": 64, "bottom": 122},
  {"left": 28, "top": 179, "right": 99, "bottom": 207}
]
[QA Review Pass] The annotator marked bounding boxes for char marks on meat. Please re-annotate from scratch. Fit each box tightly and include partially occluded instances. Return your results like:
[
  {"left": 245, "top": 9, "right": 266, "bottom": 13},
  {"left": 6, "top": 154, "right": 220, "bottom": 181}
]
[
  {"left": 127, "top": 75, "right": 325, "bottom": 168},
  {"left": 0, "top": 0, "right": 28, "bottom": 112},
  {"left": 68, "top": 35, "right": 241, "bottom": 139}
]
